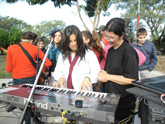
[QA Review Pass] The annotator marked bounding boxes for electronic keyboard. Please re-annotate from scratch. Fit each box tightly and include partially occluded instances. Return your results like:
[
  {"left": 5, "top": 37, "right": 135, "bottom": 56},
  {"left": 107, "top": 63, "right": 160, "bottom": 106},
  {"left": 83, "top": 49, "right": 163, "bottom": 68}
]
[{"left": 0, "top": 84, "right": 120, "bottom": 124}]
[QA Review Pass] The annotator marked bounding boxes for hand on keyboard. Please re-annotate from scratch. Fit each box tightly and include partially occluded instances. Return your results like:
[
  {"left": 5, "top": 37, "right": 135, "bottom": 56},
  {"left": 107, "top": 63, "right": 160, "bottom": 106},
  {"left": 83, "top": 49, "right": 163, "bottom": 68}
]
[
  {"left": 79, "top": 77, "right": 92, "bottom": 91},
  {"left": 53, "top": 77, "right": 66, "bottom": 88}
]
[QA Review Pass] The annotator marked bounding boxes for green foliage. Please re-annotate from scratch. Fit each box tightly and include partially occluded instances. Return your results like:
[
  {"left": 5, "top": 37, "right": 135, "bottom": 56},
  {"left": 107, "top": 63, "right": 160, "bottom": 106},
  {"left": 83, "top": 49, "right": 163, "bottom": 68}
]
[
  {"left": 26, "top": 0, "right": 48, "bottom": 5},
  {"left": 0, "top": 16, "right": 32, "bottom": 49},
  {"left": 0, "top": 55, "right": 12, "bottom": 78},
  {"left": 32, "top": 20, "right": 66, "bottom": 45},
  {"left": 4, "top": 0, "right": 114, "bottom": 31},
  {"left": 0, "top": 29, "right": 9, "bottom": 48},
  {"left": 0, "top": 26, "right": 23, "bottom": 49},
  {"left": 0, "top": 15, "right": 66, "bottom": 48},
  {"left": 32, "top": 20, "right": 65, "bottom": 36},
  {"left": 0, "top": 16, "right": 32, "bottom": 32},
  {"left": 5, "top": 0, "right": 112, "bottom": 18},
  {"left": 124, "top": 18, "right": 136, "bottom": 43},
  {"left": 9, "top": 26, "right": 23, "bottom": 45},
  {"left": 116, "top": 0, "right": 165, "bottom": 50}
]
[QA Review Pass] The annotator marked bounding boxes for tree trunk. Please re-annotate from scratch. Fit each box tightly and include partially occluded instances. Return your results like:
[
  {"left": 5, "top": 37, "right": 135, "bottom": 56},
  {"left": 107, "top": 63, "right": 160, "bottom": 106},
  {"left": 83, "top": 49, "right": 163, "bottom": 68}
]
[{"left": 156, "top": 39, "right": 161, "bottom": 51}]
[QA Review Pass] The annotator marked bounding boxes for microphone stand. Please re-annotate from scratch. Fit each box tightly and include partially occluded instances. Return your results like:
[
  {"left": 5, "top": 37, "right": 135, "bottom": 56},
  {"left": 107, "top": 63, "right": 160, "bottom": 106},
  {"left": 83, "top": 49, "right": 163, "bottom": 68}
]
[{"left": 17, "top": 38, "right": 54, "bottom": 124}]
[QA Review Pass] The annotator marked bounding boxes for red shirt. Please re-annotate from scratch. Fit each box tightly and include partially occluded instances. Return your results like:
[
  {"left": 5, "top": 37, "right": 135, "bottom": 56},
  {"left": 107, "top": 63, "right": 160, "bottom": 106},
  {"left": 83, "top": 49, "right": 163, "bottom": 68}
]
[
  {"left": 91, "top": 47, "right": 101, "bottom": 63},
  {"left": 6, "top": 42, "right": 52, "bottom": 79}
]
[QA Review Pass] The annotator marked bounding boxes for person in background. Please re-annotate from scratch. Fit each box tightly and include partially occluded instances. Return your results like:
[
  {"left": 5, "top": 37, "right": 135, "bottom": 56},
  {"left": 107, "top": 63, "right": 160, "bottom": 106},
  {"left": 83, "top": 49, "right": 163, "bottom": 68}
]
[
  {"left": 96, "top": 25, "right": 112, "bottom": 70},
  {"left": 81, "top": 30, "right": 104, "bottom": 64},
  {"left": 132, "top": 28, "right": 158, "bottom": 80},
  {"left": 36, "top": 37, "right": 46, "bottom": 54},
  {"left": 81, "top": 30, "right": 105, "bottom": 93},
  {"left": 47, "top": 27, "right": 62, "bottom": 86},
  {"left": 97, "top": 31, "right": 105, "bottom": 49},
  {"left": 96, "top": 25, "right": 109, "bottom": 46},
  {"left": 131, "top": 28, "right": 158, "bottom": 124},
  {"left": 35, "top": 37, "right": 47, "bottom": 63},
  {"left": 98, "top": 18, "right": 139, "bottom": 124},
  {"left": 6, "top": 31, "right": 52, "bottom": 124}
]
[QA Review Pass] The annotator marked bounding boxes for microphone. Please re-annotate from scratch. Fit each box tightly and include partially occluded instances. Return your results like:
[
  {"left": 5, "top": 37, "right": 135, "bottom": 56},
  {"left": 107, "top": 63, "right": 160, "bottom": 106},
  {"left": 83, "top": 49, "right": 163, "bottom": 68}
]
[{"left": 41, "top": 25, "right": 63, "bottom": 38}]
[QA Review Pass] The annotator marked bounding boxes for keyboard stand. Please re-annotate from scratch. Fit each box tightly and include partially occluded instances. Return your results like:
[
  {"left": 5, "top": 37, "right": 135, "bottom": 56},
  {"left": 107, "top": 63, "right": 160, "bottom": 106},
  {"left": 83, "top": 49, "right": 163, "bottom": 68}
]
[{"left": 126, "top": 87, "right": 165, "bottom": 124}]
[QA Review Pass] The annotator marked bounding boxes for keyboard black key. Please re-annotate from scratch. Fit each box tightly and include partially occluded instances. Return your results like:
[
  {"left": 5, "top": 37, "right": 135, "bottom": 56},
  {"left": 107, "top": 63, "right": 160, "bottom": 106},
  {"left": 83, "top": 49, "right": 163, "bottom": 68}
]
[
  {"left": 67, "top": 90, "right": 71, "bottom": 94},
  {"left": 101, "top": 94, "right": 104, "bottom": 98},
  {"left": 80, "top": 92, "right": 84, "bottom": 96},
  {"left": 69, "top": 91, "right": 73, "bottom": 94},
  {"left": 51, "top": 89, "right": 59, "bottom": 92},
  {"left": 42, "top": 88, "right": 50, "bottom": 90},
  {"left": 92, "top": 93, "right": 96, "bottom": 97},
  {"left": 89, "top": 93, "right": 92, "bottom": 97},
  {"left": 85, "top": 93, "right": 89, "bottom": 96},
  {"left": 35, "top": 87, "right": 43, "bottom": 90},
  {"left": 59, "top": 89, "right": 63, "bottom": 93},
  {"left": 72, "top": 91, "right": 77, "bottom": 94},
  {"left": 77, "top": 92, "right": 81, "bottom": 95},
  {"left": 62, "top": 90, "right": 66, "bottom": 93},
  {"left": 97, "top": 94, "right": 101, "bottom": 98}
]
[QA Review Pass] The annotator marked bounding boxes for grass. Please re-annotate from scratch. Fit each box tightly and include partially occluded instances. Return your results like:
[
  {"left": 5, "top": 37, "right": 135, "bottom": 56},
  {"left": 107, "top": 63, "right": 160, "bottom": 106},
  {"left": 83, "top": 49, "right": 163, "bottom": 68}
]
[
  {"left": 0, "top": 55, "right": 12, "bottom": 78},
  {"left": 0, "top": 54, "right": 164, "bottom": 79}
]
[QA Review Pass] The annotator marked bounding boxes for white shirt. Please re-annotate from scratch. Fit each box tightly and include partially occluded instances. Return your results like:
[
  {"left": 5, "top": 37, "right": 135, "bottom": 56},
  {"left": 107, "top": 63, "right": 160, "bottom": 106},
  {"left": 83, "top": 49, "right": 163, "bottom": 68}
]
[{"left": 53, "top": 49, "right": 100, "bottom": 91}]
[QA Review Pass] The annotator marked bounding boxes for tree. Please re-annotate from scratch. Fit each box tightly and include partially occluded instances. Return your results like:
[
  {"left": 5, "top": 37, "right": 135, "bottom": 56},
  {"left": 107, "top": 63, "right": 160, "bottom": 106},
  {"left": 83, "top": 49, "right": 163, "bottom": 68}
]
[
  {"left": 124, "top": 18, "right": 136, "bottom": 43},
  {"left": 0, "top": 26, "right": 23, "bottom": 50},
  {"left": 0, "top": 16, "right": 33, "bottom": 32},
  {"left": 32, "top": 20, "right": 65, "bottom": 37},
  {"left": 0, "top": 16, "right": 31, "bottom": 49},
  {"left": 0, "top": 28, "right": 8, "bottom": 54},
  {"left": 75, "top": 0, "right": 112, "bottom": 31},
  {"left": 32, "top": 20, "right": 66, "bottom": 45},
  {"left": 8, "top": 26, "right": 24, "bottom": 45},
  {"left": 4, "top": 0, "right": 114, "bottom": 31},
  {"left": 116, "top": 0, "right": 165, "bottom": 50}
]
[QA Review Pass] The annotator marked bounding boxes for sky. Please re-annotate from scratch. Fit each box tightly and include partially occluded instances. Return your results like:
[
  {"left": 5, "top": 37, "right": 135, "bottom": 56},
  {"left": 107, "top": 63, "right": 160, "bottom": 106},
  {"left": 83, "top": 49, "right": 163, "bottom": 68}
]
[{"left": 0, "top": 0, "right": 122, "bottom": 31}]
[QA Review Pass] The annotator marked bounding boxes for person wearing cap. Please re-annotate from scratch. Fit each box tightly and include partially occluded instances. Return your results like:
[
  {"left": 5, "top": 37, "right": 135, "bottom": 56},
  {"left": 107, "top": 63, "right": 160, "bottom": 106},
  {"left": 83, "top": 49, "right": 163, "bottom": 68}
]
[
  {"left": 97, "top": 25, "right": 109, "bottom": 46},
  {"left": 47, "top": 26, "right": 63, "bottom": 86}
]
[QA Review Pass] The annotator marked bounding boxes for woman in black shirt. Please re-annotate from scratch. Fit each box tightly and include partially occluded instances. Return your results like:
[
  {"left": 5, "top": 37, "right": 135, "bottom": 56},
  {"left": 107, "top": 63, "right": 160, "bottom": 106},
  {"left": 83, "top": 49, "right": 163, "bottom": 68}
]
[{"left": 98, "top": 18, "right": 139, "bottom": 124}]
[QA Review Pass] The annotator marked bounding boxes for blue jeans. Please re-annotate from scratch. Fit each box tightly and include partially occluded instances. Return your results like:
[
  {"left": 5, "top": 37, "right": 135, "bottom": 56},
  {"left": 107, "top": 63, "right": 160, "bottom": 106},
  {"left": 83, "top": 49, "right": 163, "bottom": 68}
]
[
  {"left": 13, "top": 76, "right": 36, "bottom": 124},
  {"left": 13, "top": 76, "right": 36, "bottom": 85}
]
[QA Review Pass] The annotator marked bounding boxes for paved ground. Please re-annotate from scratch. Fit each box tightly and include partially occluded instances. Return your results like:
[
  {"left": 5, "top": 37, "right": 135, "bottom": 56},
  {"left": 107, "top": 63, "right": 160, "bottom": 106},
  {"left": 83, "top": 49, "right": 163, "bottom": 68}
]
[{"left": 0, "top": 71, "right": 164, "bottom": 124}]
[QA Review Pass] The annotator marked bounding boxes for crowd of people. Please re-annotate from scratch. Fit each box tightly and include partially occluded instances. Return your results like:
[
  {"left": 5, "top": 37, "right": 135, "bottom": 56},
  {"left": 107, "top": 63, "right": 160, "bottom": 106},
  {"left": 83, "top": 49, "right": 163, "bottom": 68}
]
[{"left": 6, "top": 17, "right": 158, "bottom": 124}]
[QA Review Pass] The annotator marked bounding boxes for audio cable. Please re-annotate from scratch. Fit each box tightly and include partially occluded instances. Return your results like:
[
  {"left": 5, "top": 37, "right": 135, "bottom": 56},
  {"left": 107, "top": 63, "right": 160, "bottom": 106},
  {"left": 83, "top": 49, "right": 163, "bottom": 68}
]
[
  {"left": 62, "top": 110, "right": 76, "bottom": 124},
  {"left": 70, "top": 111, "right": 76, "bottom": 118},
  {"left": 75, "top": 113, "right": 83, "bottom": 124}
]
